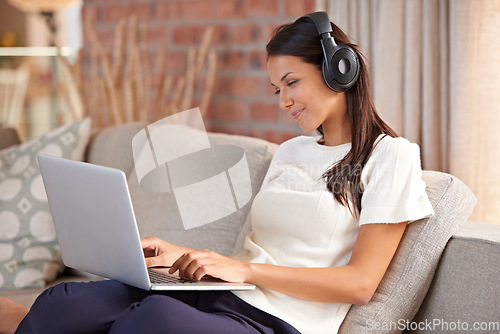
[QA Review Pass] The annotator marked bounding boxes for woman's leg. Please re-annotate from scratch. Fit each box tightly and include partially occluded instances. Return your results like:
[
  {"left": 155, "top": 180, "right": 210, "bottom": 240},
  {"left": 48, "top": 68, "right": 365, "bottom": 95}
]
[
  {"left": 109, "top": 291, "right": 299, "bottom": 334},
  {"left": 15, "top": 280, "right": 151, "bottom": 334},
  {"left": 109, "top": 294, "right": 263, "bottom": 334},
  {"left": 15, "top": 281, "right": 298, "bottom": 334}
]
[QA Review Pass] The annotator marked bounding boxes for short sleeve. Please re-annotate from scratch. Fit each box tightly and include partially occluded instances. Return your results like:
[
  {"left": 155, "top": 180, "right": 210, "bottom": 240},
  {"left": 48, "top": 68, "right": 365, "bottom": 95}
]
[{"left": 359, "top": 136, "right": 434, "bottom": 226}]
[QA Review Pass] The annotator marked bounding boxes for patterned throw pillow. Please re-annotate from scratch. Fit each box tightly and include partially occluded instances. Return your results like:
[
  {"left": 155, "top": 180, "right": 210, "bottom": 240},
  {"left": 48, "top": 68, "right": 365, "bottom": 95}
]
[{"left": 0, "top": 118, "right": 91, "bottom": 289}]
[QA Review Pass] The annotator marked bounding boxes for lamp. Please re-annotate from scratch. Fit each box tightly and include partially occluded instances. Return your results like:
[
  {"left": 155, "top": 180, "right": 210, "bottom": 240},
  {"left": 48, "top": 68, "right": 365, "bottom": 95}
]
[{"left": 6, "top": 0, "right": 81, "bottom": 12}]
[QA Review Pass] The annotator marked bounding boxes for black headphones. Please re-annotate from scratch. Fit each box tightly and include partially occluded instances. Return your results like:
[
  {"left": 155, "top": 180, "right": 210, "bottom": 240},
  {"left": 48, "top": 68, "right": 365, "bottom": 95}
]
[{"left": 295, "top": 11, "right": 359, "bottom": 92}]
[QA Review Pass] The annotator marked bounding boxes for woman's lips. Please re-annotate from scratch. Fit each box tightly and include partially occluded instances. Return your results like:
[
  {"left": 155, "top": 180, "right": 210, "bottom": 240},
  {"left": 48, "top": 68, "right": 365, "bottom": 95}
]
[{"left": 291, "top": 108, "right": 304, "bottom": 119}]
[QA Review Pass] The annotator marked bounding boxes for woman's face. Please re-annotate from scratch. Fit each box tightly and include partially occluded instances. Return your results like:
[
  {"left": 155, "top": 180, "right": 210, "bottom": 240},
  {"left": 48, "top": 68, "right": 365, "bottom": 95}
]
[{"left": 267, "top": 55, "right": 348, "bottom": 137}]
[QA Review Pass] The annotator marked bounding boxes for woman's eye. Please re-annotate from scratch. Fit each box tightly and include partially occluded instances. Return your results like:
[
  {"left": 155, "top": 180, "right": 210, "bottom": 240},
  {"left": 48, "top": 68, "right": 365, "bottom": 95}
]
[{"left": 273, "top": 80, "right": 297, "bottom": 95}]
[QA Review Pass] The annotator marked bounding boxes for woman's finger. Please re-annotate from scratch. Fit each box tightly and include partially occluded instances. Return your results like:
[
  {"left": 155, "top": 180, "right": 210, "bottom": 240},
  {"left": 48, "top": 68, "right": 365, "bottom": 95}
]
[
  {"left": 171, "top": 251, "right": 210, "bottom": 278},
  {"left": 140, "top": 236, "right": 157, "bottom": 248},
  {"left": 193, "top": 265, "right": 210, "bottom": 281},
  {"left": 182, "top": 257, "right": 210, "bottom": 280},
  {"left": 169, "top": 252, "right": 192, "bottom": 275},
  {"left": 145, "top": 255, "right": 160, "bottom": 268},
  {"left": 141, "top": 237, "right": 161, "bottom": 257}
]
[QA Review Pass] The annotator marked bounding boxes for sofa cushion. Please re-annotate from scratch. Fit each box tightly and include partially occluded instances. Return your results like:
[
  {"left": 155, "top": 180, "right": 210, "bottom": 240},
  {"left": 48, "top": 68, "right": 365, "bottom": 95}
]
[
  {"left": 338, "top": 171, "right": 477, "bottom": 334},
  {"left": 0, "top": 118, "right": 91, "bottom": 289},
  {"left": 86, "top": 122, "right": 143, "bottom": 178}
]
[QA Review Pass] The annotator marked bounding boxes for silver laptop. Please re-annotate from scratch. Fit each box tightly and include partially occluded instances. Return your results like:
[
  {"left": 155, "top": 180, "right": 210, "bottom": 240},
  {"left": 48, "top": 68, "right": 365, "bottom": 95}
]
[{"left": 37, "top": 154, "right": 255, "bottom": 291}]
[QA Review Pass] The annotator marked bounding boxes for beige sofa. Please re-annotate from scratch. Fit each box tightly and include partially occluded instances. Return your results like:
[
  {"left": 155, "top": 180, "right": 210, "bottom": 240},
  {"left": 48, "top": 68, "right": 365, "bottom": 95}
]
[{"left": 1, "top": 123, "right": 499, "bottom": 334}]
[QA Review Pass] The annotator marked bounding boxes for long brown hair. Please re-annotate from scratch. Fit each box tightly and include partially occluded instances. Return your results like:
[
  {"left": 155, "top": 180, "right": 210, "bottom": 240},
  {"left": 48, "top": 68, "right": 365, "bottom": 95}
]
[{"left": 266, "top": 18, "right": 398, "bottom": 217}]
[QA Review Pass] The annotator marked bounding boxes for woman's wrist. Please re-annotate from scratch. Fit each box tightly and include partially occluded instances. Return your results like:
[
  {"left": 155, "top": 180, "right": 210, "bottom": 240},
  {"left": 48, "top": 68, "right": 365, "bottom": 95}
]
[
  {"left": 243, "top": 262, "right": 255, "bottom": 283},
  {"left": 244, "top": 262, "right": 268, "bottom": 285}
]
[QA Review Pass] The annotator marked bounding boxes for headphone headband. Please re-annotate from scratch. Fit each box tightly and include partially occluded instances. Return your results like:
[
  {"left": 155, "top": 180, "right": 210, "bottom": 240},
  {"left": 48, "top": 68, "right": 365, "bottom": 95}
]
[{"left": 296, "top": 12, "right": 333, "bottom": 37}]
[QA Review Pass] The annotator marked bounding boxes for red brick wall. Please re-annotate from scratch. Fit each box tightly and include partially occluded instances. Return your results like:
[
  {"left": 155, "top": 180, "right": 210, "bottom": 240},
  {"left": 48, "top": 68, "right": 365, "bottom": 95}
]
[{"left": 82, "top": 0, "right": 317, "bottom": 144}]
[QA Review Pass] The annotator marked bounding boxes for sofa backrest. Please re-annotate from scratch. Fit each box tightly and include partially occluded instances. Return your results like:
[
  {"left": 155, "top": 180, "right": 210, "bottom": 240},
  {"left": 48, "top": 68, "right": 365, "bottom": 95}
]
[{"left": 86, "top": 123, "right": 278, "bottom": 255}]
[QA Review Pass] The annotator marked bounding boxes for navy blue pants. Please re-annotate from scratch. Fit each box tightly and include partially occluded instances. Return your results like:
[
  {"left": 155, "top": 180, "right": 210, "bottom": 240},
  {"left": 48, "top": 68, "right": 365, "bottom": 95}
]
[{"left": 15, "top": 280, "right": 299, "bottom": 334}]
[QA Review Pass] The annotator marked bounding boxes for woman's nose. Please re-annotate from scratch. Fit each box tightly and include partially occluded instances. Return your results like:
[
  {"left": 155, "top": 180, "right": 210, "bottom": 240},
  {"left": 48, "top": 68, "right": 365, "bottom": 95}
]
[{"left": 279, "top": 90, "right": 293, "bottom": 111}]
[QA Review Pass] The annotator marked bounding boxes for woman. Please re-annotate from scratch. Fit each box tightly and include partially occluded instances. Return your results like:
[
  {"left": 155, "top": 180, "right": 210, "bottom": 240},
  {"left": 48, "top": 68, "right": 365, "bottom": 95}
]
[{"left": 2, "top": 12, "right": 433, "bottom": 334}]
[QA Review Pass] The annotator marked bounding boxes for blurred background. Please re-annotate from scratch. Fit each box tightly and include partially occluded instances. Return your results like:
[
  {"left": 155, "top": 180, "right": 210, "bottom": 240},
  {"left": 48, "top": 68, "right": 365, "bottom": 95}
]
[{"left": 0, "top": 0, "right": 499, "bottom": 225}]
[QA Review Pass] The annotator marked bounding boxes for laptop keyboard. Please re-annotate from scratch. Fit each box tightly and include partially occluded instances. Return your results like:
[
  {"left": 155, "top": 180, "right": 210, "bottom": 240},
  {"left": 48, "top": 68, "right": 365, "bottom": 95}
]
[{"left": 148, "top": 269, "right": 196, "bottom": 284}]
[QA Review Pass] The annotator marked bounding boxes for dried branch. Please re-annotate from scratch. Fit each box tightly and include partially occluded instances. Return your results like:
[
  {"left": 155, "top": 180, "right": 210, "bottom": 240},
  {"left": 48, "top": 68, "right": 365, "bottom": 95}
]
[
  {"left": 111, "top": 19, "right": 126, "bottom": 84},
  {"left": 153, "top": 75, "right": 173, "bottom": 121},
  {"left": 51, "top": 17, "right": 217, "bottom": 130},
  {"left": 200, "top": 50, "right": 217, "bottom": 117},
  {"left": 181, "top": 47, "right": 196, "bottom": 111},
  {"left": 101, "top": 51, "right": 123, "bottom": 125},
  {"left": 140, "top": 22, "right": 151, "bottom": 123},
  {"left": 168, "top": 76, "right": 186, "bottom": 116},
  {"left": 195, "top": 26, "right": 215, "bottom": 80}
]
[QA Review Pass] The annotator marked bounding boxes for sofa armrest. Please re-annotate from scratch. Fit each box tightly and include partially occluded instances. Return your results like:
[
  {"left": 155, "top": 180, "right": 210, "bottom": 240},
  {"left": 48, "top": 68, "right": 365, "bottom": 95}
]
[{"left": 410, "top": 221, "right": 500, "bottom": 333}]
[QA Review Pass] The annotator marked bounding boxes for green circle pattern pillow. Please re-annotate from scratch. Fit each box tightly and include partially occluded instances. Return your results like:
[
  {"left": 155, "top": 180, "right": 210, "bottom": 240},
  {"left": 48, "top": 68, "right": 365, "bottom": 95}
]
[{"left": 0, "top": 118, "right": 91, "bottom": 289}]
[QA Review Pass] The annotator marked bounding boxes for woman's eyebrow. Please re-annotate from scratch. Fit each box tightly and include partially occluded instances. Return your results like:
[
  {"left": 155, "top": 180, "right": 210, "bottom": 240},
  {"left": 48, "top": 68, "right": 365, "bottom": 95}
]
[
  {"left": 280, "top": 72, "right": 294, "bottom": 82},
  {"left": 270, "top": 72, "right": 295, "bottom": 87}
]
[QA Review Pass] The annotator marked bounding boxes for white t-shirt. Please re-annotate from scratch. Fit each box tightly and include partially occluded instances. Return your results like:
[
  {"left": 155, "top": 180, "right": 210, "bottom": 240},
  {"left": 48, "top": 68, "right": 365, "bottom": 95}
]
[{"left": 231, "top": 134, "right": 434, "bottom": 334}]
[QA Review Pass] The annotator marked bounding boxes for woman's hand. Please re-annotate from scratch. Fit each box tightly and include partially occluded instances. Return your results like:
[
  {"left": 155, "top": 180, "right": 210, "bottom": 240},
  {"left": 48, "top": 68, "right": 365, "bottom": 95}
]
[
  {"left": 141, "top": 236, "right": 195, "bottom": 268},
  {"left": 169, "top": 250, "right": 250, "bottom": 283}
]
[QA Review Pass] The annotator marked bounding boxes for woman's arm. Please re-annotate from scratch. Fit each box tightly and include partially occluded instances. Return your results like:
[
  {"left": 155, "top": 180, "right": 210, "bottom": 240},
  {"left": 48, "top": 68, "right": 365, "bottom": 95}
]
[{"left": 169, "top": 221, "right": 407, "bottom": 305}]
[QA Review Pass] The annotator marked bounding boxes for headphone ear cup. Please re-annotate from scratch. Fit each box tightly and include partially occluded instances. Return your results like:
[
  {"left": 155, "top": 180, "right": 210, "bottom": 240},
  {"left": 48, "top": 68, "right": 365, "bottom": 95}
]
[
  {"left": 325, "top": 46, "right": 360, "bottom": 92},
  {"left": 321, "top": 59, "right": 337, "bottom": 91}
]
